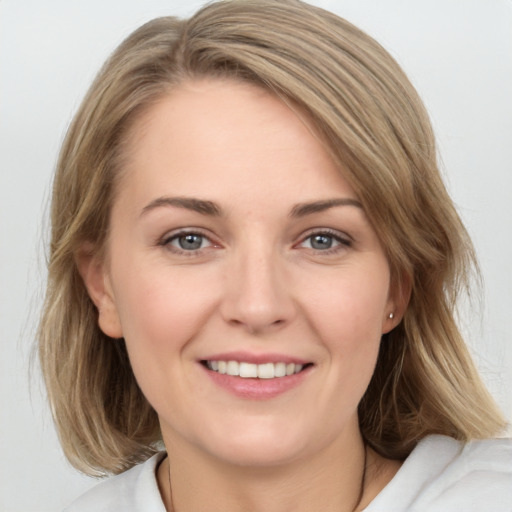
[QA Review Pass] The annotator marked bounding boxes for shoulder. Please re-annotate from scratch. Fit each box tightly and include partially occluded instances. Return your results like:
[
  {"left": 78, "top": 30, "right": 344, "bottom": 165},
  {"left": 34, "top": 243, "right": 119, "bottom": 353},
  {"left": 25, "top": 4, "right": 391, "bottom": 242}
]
[
  {"left": 63, "top": 452, "right": 167, "bottom": 512},
  {"left": 366, "top": 435, "right": 512, "bottom": 512}
]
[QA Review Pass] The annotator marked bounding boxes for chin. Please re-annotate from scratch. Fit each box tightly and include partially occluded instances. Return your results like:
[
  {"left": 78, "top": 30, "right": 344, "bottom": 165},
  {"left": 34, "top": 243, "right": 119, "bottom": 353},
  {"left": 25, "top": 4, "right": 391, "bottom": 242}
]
[
  {"left": 208, "top": 436, "right": 307, "bottom": 468},
  {"left": 191, "top": 413, "right": 327, "bottom": 468}
]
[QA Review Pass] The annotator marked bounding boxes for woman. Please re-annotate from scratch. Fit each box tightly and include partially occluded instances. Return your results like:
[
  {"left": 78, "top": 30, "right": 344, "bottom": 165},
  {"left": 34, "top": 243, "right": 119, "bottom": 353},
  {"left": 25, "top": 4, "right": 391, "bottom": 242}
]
[{"left": 38, "top": 1, "right": 511, "bottom": 510}]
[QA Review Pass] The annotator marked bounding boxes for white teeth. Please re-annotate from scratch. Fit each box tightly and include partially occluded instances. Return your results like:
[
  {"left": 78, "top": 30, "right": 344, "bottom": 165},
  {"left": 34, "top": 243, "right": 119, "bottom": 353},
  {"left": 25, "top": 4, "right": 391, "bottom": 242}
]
[
  {"left": 206, "top": 360, "right": 306, "bottom": 379},
  {"left": 274, "top": 362, "right": 286, "bottom": 377},
  {"left": 226, "top": 360, "right": 239, "bottom": 375},
  {"left": 257, "top": 363, "right": 275, "bottom": 379},
  {"left": 287, "top": 362, "right": 299, "bottom": 375},
  {"left": 239, "top": 362, "right": 258, "bottom": 377}
]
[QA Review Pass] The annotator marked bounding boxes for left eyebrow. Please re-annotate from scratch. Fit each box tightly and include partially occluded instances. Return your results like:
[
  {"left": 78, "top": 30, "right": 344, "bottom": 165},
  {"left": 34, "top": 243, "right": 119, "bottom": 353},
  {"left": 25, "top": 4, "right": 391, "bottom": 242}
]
[
  {"left": 289, "top": 198, "right": 363, "bottom": 217},
  {"left": 140, "top": 196, "right": 224, "bottom": 217}
]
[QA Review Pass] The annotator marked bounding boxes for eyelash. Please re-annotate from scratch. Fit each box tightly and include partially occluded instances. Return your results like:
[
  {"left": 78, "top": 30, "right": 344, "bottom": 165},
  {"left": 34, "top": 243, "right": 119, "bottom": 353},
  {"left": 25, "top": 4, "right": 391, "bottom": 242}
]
[
  {"left": 159, "top": 229, "right": 217, "bottom": 256},
  {"left": 158, "top": 228, "right": 352, "bottom": 256},
  {"left": 297, "top": 229, "right": 352, "bottom": 255}
]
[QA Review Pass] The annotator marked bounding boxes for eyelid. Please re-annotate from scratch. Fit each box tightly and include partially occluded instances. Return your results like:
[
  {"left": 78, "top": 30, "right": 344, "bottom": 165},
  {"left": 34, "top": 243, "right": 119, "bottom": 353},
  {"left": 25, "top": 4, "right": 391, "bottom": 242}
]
[
  {"left": 157, "top": 226, "right": 352, "bottom": 256},
  {"left": 298, "top": 227, "right": 353, "bottom": 243},
  {"left": 158, "top": 227, "right": 221, "bottom": 255},
  {"left": 295, "top": 228, "right": 353, "bottom": 252}
]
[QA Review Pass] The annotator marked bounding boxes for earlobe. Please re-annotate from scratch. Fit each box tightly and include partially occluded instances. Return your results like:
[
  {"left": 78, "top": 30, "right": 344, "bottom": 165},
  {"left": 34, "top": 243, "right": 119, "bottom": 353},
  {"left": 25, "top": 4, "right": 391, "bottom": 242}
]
[
  {"left": 382, "top": 311, "right": 399, "bottom": 334},
  {"left": 382, "top": 272, "right": 412, "bottom": 334},
  {"left": 75, "top": 243, "right": 123, "bottom": 339}
]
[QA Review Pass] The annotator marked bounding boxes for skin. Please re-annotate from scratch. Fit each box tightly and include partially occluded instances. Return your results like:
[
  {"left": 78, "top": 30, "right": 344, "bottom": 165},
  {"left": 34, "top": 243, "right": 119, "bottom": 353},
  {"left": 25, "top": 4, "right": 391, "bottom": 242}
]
[{"left": 80, "top": 79, "right": 406, "bottom": 511}]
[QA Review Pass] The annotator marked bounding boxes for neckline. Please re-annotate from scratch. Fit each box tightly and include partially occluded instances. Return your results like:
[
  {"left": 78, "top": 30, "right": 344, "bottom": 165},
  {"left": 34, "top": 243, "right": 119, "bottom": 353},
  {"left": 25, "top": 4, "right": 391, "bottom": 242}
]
[
  {"left": 361, "top": 435, "right": 461, "bottom": 511},
  {"left": 151, "top": 435, "right": 462, "bottom": 512}
]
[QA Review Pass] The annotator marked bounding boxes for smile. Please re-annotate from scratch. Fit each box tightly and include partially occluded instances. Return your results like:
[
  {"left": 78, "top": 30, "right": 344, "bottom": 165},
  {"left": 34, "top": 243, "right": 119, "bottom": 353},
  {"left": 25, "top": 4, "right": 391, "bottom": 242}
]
[{"left": 205, "top": 360, "right": 305, "bottom": 379}]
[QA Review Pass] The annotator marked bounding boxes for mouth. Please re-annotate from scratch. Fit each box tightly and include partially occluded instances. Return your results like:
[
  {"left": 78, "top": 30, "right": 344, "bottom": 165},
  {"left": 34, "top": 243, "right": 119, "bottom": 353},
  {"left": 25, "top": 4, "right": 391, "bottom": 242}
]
[{"left": 201, "top": 360, "right": 312, "bottom": 379}]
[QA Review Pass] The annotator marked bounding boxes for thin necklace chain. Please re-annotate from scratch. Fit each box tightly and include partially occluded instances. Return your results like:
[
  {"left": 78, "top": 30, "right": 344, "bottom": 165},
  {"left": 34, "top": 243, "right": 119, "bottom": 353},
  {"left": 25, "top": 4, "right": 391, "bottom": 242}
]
[
  {"left": 352, "top": 441, "right": 368, "bottom": 512},
  {"left": 168, "top": 442, "right": 367, "bottom": 512}
]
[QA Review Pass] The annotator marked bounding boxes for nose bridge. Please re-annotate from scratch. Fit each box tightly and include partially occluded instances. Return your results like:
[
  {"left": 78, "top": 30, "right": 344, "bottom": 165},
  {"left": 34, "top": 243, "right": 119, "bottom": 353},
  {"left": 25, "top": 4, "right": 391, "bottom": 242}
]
[{"left": 221, "top": 233, "right": 294, "bottom": 333}]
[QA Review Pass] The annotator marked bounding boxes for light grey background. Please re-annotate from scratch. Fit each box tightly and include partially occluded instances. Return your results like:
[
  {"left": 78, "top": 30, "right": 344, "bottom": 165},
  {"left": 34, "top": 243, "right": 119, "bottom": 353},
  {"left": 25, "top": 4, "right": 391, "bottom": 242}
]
[{"left": 1, "top": 1, "right": 511, "bottom": 511}]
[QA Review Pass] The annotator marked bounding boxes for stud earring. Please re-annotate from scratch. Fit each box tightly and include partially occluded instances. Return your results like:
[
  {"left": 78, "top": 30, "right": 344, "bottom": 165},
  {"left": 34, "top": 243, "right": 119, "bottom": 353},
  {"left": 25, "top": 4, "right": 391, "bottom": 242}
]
[{"left": 388, "top": 313, "right": 394, "bottom": 319}]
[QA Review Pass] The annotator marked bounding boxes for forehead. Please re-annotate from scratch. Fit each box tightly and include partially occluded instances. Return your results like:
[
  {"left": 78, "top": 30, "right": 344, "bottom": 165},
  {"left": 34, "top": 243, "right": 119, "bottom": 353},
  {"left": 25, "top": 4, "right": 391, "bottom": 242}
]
[{"left": 115, "top": 78, "right": 357, "bottom": 213}]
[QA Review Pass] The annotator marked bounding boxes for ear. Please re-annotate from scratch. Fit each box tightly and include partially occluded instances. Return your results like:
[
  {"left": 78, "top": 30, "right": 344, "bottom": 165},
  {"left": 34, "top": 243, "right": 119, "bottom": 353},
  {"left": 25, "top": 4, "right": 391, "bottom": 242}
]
[
  {"left": 382, "top": 271, "right": 412, "bottom": 334},
  {"left": 75, "top": 243, "right": 123, "bottom": 339}
]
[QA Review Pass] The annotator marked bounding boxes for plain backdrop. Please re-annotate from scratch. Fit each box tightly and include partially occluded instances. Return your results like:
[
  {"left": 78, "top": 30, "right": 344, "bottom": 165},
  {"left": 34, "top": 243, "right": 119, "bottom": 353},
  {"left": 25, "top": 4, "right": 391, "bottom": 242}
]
[{"left": 1, "top": 1, "right": 511, "bottom": 511}]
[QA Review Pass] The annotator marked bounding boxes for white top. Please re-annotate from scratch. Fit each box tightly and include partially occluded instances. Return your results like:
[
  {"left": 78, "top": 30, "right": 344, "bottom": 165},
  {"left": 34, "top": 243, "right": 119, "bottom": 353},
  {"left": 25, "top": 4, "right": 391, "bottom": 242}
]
[{"left": 64, "top": 435, "right": 512, "bottom": 512}]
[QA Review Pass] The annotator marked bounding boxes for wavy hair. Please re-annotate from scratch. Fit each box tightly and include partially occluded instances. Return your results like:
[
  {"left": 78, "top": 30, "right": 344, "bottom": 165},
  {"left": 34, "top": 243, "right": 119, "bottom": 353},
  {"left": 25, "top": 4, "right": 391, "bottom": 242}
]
[{"left": 38, "top": 0, "right": 505, "bottom": 476}]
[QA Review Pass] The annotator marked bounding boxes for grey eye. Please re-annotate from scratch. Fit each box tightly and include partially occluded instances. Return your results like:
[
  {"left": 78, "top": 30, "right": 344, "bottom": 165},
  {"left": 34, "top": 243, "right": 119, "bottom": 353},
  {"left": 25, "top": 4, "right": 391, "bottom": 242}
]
[
  {"left": 175, "top": 233, "right": 205, "bottom": 250},
  {"left": 299, "top": 231, "right": 351, "bottom": 252},
  {"left": 308, "top": 234, "right": 334, "bottom": 250}
]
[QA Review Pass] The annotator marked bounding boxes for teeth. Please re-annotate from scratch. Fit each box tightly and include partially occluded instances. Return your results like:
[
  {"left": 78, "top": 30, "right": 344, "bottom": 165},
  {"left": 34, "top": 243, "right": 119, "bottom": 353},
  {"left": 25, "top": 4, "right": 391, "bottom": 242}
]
[
  {"left": 226, "top": 361, "right": 239, "bottom": 375},
  {"left": 274, "top": 362, "right": 286, "bottom": 377},
  {"left": 258, "top": 363, "right": 274, "bottom": 379},
  {"left": 239, "top": 362, "right": 258, "bottom": 378},
  {"left": 206, "top": 360, "right": 306, "bottom": 379}
]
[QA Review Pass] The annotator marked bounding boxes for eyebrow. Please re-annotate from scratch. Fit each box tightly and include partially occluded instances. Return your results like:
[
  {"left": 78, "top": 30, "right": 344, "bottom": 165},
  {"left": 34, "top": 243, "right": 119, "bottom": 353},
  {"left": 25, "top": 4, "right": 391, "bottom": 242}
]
[
  {"left": 289, "top": 198, "right": 363, "bottom": 217},
  {"left": 140, "top": 196, "right": 362, "bottom": 218},
  {"left": 140, "top": 196, "right": 223, "bottom": 217}
]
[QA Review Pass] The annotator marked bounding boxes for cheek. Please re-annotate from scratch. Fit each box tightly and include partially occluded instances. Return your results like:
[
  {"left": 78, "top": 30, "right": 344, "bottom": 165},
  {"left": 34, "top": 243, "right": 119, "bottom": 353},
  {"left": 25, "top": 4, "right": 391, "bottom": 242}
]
[
  {"left": 110, "top": 260, "right": 218, "bottom": 367},
  {"left": 304, "top": 264, "right": 390, "bottom": 343},
  {"left": 300, "top": 263, "right": 389, "bottom": 389},
  {"left": 109, "top": 262, "right": 221, "bottom": 419}
]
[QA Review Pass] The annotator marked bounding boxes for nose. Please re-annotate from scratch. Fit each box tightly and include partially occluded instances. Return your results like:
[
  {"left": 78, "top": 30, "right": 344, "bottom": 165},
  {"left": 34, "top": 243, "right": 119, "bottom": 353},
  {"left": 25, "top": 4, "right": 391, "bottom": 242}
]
[{"left": 220, "top": 245, "right": 296, "bottom": 335}]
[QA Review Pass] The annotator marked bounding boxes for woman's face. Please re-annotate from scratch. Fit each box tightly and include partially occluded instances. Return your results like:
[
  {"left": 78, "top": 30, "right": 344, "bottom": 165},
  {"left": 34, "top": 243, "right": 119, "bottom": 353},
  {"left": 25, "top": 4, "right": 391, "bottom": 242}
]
[{"left": 87, "top": 79, "right": 401, "bottom": 467}]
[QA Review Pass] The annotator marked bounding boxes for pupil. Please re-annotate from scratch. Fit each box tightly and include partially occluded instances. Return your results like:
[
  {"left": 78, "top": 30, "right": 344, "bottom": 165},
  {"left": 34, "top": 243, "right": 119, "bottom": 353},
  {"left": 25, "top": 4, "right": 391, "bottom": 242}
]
[
  {"left": 179, "top": 234, "right": 202, "bottom": 250},
  {"left": 311, "top": 234, "right": 332, "bottom": 249}
]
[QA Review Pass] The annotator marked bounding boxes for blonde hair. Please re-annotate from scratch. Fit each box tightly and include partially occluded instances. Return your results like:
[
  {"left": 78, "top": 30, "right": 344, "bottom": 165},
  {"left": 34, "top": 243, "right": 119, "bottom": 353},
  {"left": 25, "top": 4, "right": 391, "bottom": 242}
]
[{"left": 38, "top": 0, "right": 506, "bottom": 476}]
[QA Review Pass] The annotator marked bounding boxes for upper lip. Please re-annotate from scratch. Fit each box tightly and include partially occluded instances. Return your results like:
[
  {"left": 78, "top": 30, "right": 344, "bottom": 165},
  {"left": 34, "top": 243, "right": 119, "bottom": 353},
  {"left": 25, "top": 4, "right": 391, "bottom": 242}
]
[{"left": 200, "top": 351, "right": 311, "bottom": 365}]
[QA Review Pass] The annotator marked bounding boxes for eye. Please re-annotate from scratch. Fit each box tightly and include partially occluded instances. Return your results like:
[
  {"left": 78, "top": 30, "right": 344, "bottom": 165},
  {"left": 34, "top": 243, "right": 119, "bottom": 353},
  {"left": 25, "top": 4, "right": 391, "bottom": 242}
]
[
  {"left": 305, "top": 234, "right": 336, "bottom": 250},
  {"left": 173, "top": 233, "right": 209, "bottom": 250},
  {"left": 298, "top": 230, "right": 351, "bottom": 253},
  {"left": 160, "top": 230, "right": 214, "bottom": 253}
]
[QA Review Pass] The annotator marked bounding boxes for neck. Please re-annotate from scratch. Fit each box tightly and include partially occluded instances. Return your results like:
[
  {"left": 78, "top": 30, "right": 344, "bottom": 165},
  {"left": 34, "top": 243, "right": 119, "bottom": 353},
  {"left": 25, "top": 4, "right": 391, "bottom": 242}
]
[{"left": 156, "top": 431, "right": 389, "bottom": 512}]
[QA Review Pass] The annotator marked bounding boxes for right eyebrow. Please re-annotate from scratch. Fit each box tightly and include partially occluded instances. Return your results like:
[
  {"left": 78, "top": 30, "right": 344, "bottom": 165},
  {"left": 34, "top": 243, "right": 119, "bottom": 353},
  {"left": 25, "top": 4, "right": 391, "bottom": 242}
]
[
  {"left": 140, "top": 196, "right": 223, "bottom": 217},
  {"left": 289, "top": 198, "right": 363, "bottom": 217}
]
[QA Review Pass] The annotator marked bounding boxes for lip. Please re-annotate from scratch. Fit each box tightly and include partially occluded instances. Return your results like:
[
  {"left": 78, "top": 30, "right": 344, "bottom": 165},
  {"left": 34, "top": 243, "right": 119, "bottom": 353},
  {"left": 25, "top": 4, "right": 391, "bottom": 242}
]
[
  {"left": 201, "top": 351, "right": 310, "bottom": 365},
  {"left": 199, "top": 352, "right": 313, "bottom": 400}
]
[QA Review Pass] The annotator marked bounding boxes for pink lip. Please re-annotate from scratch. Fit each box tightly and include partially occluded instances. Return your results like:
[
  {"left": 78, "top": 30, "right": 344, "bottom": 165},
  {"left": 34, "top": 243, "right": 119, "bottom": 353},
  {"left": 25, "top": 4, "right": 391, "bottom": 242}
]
[
  {"left": 198, "top": 353, "right": 313, "bottom": 400},
  {"left": 200, "top": 351, "right": 310, "bottom": 365}
]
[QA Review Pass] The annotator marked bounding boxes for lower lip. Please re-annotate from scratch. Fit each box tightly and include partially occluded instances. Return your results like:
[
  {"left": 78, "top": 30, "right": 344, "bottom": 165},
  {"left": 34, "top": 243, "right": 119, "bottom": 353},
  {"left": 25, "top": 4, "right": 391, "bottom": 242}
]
[{"left": 201, "top": 364, "right": 312, "bottom": 400}]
